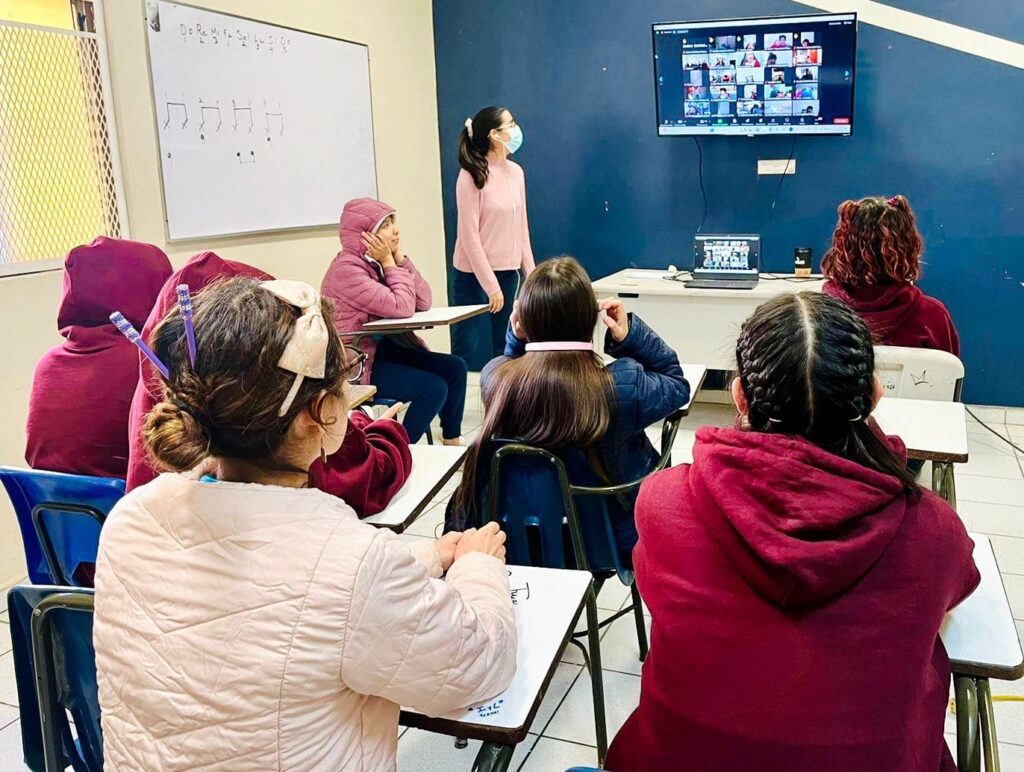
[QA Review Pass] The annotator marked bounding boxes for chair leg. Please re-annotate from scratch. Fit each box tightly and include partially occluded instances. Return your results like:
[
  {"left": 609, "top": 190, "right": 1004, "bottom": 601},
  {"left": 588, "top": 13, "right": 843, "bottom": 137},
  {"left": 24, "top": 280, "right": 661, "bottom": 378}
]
[
  {"left": 585, "top": 589, "right": 608, "bottom": 766},
  {"left": 933, "top": 461, "right": 957, "bottom": 509},
  {"left": 472, "top": 742, "right": 515, "bottom": 772},
  {"left": 977, "top": 678, "right": 1000, "bottom": 772},
  {"left": 955, "top": 674, "right": 981, "bottom": 772},
  {"left": 630, "top": 582, "right": 649, "bottom": 663}
]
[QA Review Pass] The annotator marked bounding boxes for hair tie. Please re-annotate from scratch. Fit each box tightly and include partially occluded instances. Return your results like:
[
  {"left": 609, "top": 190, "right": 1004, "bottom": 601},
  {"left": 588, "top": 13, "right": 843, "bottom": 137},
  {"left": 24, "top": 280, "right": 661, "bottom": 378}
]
[
  {"left": 524, "top": 341, "right": 594, "bottom": 352},
  {"left": 464, "top": 117, "right": 474, "bottom": 139},
  {"left": 849, "top": 414, "right": 864, "bottom": 422},
  {"left": 172, "top": 399, "right": 213, "bottom": 434},
  {"left": 887, "top": 196, "right": 898, "bottom": 206},
  {"left": 766, "top": 417, "right": 783, "bottom": 424}
]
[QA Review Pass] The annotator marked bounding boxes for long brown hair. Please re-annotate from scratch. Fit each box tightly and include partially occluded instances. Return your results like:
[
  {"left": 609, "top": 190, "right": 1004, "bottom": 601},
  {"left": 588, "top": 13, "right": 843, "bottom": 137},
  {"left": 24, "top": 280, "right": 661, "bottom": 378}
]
[
  {"left": 454, "top": 256, "right": 616, "bottom": 520},
  {"left": 459, "top": 106, "right": 507, "bottom": 189},
  {"left": 821, "top": 194, "right": 923, "bottom": 287},
  {"left": 144, "top": 277, "right": 350, "bottom": 477}
]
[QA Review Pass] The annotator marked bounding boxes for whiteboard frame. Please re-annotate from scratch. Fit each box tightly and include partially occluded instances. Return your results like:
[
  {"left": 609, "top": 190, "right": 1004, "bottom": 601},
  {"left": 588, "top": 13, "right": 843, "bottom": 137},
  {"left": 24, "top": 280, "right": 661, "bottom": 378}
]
[{"left": 140, "top": 0, "right": 379, "bottom": 243}]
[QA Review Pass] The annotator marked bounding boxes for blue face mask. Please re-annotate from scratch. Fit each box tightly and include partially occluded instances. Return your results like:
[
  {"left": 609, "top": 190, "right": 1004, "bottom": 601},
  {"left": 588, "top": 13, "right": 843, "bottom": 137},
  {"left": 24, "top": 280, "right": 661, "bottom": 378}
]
[{"left": 502, "top": 125, "right": 524, "bottom": 154}]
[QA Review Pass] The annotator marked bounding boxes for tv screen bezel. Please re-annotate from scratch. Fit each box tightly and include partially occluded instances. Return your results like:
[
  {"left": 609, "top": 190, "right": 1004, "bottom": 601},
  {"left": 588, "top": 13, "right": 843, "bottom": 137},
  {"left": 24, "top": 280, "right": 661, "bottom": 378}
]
[{"left": 651, "top": 12, "right": 858, "bottom": 138}]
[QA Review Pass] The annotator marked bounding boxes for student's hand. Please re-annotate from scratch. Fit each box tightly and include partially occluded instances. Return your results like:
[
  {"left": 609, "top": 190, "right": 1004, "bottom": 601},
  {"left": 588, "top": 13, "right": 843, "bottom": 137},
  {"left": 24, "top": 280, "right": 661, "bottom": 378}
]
[
  {"left": 598, "top": 297, "right": 630, "bottom": 343},
  {"left": 488, "top": 291, "right": 505, "bottom": 314},
  {"left": 436, "top": 531, "right": 463, "bottom": 572},
  {"left": 362, "top": 232, "right": 395, "bottom": 267},
  {"left": 378, "top": 402, "right": 405, "bottom": 422},
  {"left": 454, "top": 522, "right": 507, "bottom": 563},
  {"left": 509, "top": 300, "right": 524, "bottom": 339},
  {"left": 389, "top": 237, "right": 406, "bottom": 266}
]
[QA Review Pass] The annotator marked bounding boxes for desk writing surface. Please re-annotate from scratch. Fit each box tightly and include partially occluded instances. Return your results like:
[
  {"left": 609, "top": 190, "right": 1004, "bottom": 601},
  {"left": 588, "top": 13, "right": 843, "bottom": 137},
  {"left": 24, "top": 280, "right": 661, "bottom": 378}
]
[
  {"left": 942, "top": 534, "right": 1024, "bottom": 680},
  {"left": 400, "top": 565, "right": 592, "bottom": 742},
  {"left": 682, "top": 364, "right": 708, "bottom": 412},
  {"left": 359, "top": 304, "right": 488, "bottom": 333},
  {"left": 592, "top": 269, "right": 826, "bottom": 300},
  {"left": 362, "top": 445, "right": 467, "bottom": 531},
  {"left": 872, "top": 397, "right": 969, "bottom": 463},
  {"left": 348, "top": 384, "right": 376, "bottom": 410}
]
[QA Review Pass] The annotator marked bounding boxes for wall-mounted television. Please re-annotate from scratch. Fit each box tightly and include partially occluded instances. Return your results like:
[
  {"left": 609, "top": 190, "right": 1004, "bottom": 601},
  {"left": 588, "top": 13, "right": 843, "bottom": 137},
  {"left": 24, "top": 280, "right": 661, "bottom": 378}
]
[{"left": 653, "top": 13, "right": 857, "bottom": 136}]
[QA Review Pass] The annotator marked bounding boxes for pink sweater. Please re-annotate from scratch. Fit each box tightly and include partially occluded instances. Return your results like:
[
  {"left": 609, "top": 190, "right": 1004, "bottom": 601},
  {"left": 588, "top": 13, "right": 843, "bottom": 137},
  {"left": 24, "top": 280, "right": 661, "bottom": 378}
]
[{"left": 453, "top": 160, "right": 536, "bottom": 297}]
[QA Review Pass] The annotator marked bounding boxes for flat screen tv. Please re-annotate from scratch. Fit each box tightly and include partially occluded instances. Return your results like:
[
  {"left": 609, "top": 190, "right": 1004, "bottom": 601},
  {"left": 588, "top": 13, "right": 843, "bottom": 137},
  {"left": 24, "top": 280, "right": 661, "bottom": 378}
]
[{"left": 653, "top": 12, "right": 857, "bottom": 136}]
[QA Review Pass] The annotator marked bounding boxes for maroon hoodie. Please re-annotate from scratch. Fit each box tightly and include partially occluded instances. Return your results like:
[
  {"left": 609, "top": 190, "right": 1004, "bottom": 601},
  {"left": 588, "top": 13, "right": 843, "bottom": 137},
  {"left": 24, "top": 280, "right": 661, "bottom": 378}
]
[
  {"left": 25, "top": 237, "right": 172, "bottom": 478},
  {"left": 824, "top": 281, "right": 960, "bottom": 356},
  {"left": 125, "top": 252, "right": 412, "bottom": 516},
  {"left": 607, "top": 426, "right": 978, "bottom": 772}
]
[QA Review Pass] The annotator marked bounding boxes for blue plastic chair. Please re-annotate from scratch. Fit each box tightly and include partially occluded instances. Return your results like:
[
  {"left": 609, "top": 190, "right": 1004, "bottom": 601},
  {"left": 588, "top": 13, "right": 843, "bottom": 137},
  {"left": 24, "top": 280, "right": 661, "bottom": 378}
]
[
  {"left": 7, "top": 585, "right": 100, "bottom": 772},
  {"left": 0, "top": 467, "right": 124, "bottom": 586},
  {"left": 484, "top": 409, "right": 683, "bottom": 765}
]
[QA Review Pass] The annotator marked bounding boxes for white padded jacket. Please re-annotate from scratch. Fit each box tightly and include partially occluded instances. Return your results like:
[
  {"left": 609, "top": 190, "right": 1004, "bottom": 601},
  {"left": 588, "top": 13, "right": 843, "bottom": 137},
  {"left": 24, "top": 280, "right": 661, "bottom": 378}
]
[{"left": 94, "top": 473, "right": 516, "bottom": 770}]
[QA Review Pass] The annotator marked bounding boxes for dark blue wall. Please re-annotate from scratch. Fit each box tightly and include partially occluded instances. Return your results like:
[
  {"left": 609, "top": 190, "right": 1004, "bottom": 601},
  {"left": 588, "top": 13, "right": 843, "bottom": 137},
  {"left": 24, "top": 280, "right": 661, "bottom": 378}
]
[{"left": 433, "top": 1, "right": 1024, "bottom": 406}]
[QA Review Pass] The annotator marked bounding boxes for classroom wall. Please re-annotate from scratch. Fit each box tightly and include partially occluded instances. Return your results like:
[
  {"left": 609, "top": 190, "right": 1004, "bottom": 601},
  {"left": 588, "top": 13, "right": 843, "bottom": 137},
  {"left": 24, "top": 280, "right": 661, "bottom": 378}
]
[
  {"left": 0, "top": 0, "right": 446, "bottom": 588},
  {"left": 432, "top": 0, "right": 1024, "bottom": 407}
]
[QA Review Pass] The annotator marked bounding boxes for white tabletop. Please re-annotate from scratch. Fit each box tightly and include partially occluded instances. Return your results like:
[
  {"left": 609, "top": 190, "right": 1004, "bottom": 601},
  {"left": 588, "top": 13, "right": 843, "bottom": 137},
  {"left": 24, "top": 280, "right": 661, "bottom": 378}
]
[
  {"left": 358, "top": 304, "right": 489, "bottom": 333},
  {"left": 362, "top": 445, "right": 467, "bottom": 532},
  {"left": 681, "top": 364, "right": 708, "bottom": 413},
  {"left": 348, "top": 384, "right": 377, "bottom": 410},
  {"left": 593, "top": 268, "right": 825, "bottom": 300},
  {"left": 941, "top": 533, "right": 1024, "bottom": 679},
  {"left": 872, "top": 397, "right": 969, "bottom": 463},
  {"left": 401, "top": 565, "right": 592, "bottom": 742}
]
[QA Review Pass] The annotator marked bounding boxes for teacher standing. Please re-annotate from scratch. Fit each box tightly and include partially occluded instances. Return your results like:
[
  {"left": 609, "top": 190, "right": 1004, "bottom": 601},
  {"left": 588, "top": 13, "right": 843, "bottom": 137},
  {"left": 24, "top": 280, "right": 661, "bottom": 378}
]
[{"left": 451, "top": 106, "right": 535, "bottom": 370}]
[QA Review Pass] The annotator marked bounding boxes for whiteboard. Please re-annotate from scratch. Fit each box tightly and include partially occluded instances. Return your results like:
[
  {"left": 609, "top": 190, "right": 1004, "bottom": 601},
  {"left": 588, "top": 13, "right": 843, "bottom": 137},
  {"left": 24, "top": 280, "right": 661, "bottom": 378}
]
[{"left": 144, "top": 1, "right": 377, "bottom": 240}]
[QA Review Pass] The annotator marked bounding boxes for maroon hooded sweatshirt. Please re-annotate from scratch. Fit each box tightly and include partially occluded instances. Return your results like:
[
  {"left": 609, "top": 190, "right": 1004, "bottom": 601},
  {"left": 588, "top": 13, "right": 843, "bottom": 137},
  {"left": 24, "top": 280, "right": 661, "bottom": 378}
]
[
  {"left": 25, "top": 237, "right": 172, "bottom": 478},
  {"left": 607, "top": 426, "right": 979, "bottom": 772},
  {"left": 125, "top": 252, "right": 412, "bottom": 516},
  {"left": 824, "top": 281, "right": 960, "bottom": 356}
]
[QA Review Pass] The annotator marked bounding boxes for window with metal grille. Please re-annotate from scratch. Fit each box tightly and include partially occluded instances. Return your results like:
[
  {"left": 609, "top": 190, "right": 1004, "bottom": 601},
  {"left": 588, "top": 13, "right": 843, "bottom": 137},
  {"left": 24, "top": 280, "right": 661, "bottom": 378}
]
[{"left": 0, "top": 10, "right": 127, "bottom": 277}]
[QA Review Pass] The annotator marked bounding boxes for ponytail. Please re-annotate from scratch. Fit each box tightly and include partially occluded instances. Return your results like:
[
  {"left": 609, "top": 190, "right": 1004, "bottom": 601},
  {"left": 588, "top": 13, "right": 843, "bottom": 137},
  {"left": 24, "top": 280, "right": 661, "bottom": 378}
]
[{"left": 458, "top": 106, "right": 508, "bottom": 189}]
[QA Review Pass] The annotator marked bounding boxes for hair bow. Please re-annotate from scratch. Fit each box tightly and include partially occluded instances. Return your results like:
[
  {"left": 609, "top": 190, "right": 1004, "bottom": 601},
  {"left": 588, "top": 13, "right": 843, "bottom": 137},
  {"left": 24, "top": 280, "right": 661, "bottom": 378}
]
[
  {"left": 464, "top": 117, "right": 474, "bottom": 139},
  {"left": 260, "top": 280, "right": 329, "bottom": 416}
]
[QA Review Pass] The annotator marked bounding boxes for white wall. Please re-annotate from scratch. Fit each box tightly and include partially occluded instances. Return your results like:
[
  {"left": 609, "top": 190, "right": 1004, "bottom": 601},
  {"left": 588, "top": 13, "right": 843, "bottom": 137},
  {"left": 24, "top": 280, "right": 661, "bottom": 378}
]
[{"left": 0, "top": 0, "right": 448, "bottom": 587}]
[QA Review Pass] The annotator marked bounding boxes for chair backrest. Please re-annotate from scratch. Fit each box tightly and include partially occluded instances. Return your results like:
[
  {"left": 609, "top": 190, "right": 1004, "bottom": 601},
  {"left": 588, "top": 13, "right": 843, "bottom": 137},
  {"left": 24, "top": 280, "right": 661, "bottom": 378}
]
[
  {"left": 7, "top": 586, "right": 100, "bottom": 772},
  {"left": 873, "top": 346, "right": 964, "bottom": 402},
  {"left": 0, "top": 467, "right": 124, "bottom": 585}
]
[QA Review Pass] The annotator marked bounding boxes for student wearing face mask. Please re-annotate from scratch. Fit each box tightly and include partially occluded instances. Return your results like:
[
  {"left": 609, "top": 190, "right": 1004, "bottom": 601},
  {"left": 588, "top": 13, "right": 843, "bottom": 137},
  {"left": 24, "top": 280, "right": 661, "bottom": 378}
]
[{"left": 451, "top": 106, "right": 536, "bottom": 370}]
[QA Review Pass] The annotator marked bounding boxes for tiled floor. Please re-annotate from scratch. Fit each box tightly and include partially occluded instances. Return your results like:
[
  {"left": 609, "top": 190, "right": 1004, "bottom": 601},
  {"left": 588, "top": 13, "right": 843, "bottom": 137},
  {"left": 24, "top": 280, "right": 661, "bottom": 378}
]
[{"left": 2, "top": 396, "right": 1024, "bottom": 770}]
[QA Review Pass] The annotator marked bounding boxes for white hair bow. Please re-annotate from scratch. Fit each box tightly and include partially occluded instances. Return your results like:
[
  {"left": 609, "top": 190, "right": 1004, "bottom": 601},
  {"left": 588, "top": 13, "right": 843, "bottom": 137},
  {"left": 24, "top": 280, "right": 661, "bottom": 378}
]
[
  {"left": 260, "top": 280, "right": 329, "bottom": 416},
  {"left": 464, "top": 117, "right": 474, "bottom": 139}
]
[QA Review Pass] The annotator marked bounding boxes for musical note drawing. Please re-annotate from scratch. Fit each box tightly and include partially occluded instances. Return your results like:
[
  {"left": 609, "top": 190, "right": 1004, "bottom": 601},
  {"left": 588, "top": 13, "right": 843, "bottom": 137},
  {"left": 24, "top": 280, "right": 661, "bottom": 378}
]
[
  {"left": 199, "top": 101, "right": 222, "bottom": 133},
  {"left": 236, "top": 150, "right": 256, "bottom": 164},
  {"left": 163, "top": 100, "right": 188, "bottom": 130},
  {"left": 232, "top": 99, "right": 254, "bottom": 133}
]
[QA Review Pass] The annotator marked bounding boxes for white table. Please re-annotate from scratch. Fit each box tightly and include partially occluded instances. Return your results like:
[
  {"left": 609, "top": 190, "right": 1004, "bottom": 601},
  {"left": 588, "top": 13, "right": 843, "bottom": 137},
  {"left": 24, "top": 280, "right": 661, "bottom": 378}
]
[
  {"left": 592, "top": 269, "right": 824, "bottom": 370},
  {"left": 942, "top": 534, "right": 1024, "bottom": 772},
  {"left": 681, "top": 364, "right": 708, "bottom": 413},
  {"left": 356, "top": 304, "right": 488, "bottom": 334},
  {"left": 400, "top": 565, "right": 593, "bottom": 771},
  {"left": 872, "top": 397, "right": 968, "bottom": 506},
  {"left": 362, "top": 445, "right": 467, "bottom": 532},
  {"left": 347, "top": 384, "right": 377, "bottom": 410}
]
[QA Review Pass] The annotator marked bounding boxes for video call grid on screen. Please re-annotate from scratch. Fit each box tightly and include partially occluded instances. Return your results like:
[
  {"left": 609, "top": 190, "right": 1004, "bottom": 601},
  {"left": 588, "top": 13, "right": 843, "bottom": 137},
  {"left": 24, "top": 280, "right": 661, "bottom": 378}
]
[
  {"left": 695, "top": 235, "right": 761, "bottom": 273},
  {"left": 653, "top": 13, "right": 856, "bottom": 136}
]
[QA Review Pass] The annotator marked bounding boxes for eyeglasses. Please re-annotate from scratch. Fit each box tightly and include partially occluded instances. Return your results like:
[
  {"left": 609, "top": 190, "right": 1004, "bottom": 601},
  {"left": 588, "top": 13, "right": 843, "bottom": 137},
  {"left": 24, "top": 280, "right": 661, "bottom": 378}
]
[{"left": 343, "top": 346, "right": 367, "bottom": 384}]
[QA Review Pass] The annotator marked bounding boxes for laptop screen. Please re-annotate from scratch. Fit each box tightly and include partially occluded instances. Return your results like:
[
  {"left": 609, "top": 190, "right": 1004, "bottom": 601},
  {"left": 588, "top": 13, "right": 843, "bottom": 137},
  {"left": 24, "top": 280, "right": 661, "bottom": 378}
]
[{"left": 693, "top": 235, "right": 761, "bottom": 276}]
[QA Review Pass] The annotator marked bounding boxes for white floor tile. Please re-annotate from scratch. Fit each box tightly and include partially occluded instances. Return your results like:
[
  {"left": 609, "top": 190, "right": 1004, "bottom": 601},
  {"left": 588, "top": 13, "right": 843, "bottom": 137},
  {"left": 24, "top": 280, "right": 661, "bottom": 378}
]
[
  {"left": 956, "top": 476, "right": 1024, "bottom": 508},
  {"left": 965, "top": 433, "right": 1020, "bottom": 458},
  {"left": 596, "top": 580, "right": 632, "bottom": 612},
  {"left": 1006, "top": 408, "right": 1024, "bottom": 427},
  {"left": 0, "top": 627, "right": 9, "bottom": 658},
  {"left": 995, "top": 742, "right": 1024, "bottom": 768},
  {"left": 967, "top": 406, "right": 1008, "bottom": 426},
  {"left": 396, "top": 727, "right": 532, "bottom": 771},
  {"left": 404, "top": 501, "right": 446, "bottom": 539},
  {"left": 0, "top": 720, "right": 25, "bottom": 772},
  {"left": 0, "top": 654, "right": 15, "bottom": 708},
  {"left": 991, "top": 697, "right": 1024, "bottom": 746},
  {"left": 989, "top": 535, "right": 1024, "bottom": 576},
  {"left": 0, "top": 612, "right": 6, "bottom": 625},
  {"left": 1001, "top": 573, "right": 1024, "bottom": 622},
  {"left": 596, "top": 614, "right": 651, "bottom": 677},
  {"left": 959, "top": 452, "right": 1023, "bottom": 480},
  {"left": 531, "top": 662, "right": 583, "bottom": 731},
  {"left": 958, "top": 501, "right": 1024, "bottom": 539},
  {"left": 520, "top": 736, "right": 598, "bottom": 771},
  {"left": 542, "top": 668, "right": 640, "bottom": 747},
  {"left": 0, "top": 705, "right": 16, "bottom": 731}
]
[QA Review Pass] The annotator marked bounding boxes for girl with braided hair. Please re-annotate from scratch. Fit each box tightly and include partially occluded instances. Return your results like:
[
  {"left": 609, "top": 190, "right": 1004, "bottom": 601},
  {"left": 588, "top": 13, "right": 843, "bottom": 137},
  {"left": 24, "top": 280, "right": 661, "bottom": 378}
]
[
  {"left": 822, "top": 194, "right": 960, "bottom": 355},
  {"left": 608, "top": 292, "right": 978, "bottom": 772}
]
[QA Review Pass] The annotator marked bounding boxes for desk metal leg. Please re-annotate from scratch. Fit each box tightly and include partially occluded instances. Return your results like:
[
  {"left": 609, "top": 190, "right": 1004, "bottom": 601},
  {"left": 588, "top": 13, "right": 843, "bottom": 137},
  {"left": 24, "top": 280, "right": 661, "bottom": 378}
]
[
  {"left": 585, "top": 589, "right": 608, "bottom": 766},
  {"left": 933, "top": 461, "right": 957, "bottom": 509},
  {"left": 956, "top": 675, "right": 981, "bottom": 772},
  {"left": 472, "top": 742, "right": 515, "bottom": 772},
  {"left": 978, "top": 678, "right": 1000, "bottom": 772}
]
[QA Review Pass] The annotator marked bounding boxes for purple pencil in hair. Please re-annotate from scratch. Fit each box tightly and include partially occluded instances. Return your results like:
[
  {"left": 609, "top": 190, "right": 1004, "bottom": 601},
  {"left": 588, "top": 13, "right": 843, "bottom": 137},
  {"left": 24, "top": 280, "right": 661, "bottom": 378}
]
[
  {"left": 109, "top": 311, "right": 170, "bottom": 379},
  {"left": 176, "top": 284, "right": 197, "bottom": 367}
]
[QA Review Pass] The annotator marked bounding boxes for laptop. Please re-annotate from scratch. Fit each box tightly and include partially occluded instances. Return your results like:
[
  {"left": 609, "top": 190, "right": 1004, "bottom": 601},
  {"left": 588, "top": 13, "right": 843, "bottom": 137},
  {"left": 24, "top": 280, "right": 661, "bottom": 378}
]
[{"left": 685, "top": 234, "right": 761, "bottom": 290}]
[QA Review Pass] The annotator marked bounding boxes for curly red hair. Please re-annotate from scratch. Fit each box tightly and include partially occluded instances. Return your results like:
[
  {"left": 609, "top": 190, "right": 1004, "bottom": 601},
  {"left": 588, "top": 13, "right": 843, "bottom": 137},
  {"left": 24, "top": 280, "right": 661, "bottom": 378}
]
[{"left": 821, "top": 195, "right": 923, "bottom": 287}]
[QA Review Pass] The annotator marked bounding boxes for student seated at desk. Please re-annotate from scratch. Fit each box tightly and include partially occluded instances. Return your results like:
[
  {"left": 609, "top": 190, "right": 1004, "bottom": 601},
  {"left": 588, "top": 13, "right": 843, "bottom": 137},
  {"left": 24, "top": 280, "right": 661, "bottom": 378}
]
[
  {"left": 95, "top": 277, "right": 516, "bottom": 770},
  {"left": 822, "top": 194, "right": 960, "bottom": 355},
  {"left": 25, "top": 237, "right": 171, "bottom": 478},
  {"left": 606, "top": 293, "right": 978, "bottom": 772},
  {"left": 322, "top": 198, "right": 468, "bottom": 445},
  {"left": 446, "top": 256, "right": 689, "bottom": 564},
  {"left": 126, "top": 251, "right": 412, "bottom": 517}
]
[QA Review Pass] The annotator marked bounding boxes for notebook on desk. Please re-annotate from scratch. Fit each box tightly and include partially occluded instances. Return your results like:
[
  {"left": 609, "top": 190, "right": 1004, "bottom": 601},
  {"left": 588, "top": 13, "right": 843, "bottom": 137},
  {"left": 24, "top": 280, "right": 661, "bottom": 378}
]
[{"left": 685, "top": 234, "right": 761, "bottom": 290}]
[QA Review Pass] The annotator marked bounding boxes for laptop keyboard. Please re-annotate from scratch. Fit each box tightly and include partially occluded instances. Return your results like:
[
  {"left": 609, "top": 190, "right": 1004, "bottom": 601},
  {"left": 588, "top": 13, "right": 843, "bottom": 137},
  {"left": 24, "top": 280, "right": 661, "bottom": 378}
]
[{"left": 684, "top": 280, "right": 758, "bottom": 290}]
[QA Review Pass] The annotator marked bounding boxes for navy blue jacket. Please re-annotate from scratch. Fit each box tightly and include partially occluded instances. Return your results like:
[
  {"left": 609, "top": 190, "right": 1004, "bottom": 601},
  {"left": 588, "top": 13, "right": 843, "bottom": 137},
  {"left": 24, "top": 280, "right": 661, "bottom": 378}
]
[{"left": 478, "top": 314, "right": 690, "bottom": 559}]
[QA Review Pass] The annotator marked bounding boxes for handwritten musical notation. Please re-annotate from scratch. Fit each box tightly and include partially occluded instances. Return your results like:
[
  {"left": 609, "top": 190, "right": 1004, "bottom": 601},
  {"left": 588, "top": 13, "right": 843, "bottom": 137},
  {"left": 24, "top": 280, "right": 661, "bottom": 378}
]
[{"left": 178, "top": 22, "right": 292, "bottom": 54}]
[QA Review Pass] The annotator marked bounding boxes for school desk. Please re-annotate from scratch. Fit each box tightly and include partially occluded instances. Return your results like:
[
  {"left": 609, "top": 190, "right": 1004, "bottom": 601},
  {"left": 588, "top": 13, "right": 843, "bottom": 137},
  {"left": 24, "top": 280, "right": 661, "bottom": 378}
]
[
  {"left": 591, "top": 269, "right": 825, "bottom": 371},
  {"left": 942, "top": 533, "right": 1024, "bottom": 772},
  {"left": 400, "top": 565, "right": 593, "bottom": 772},
  {"left": 872, "top": 397, "right": 968, "bottom": 507},
  {"left": 362, "top": 445, "right": 467, "bottom": 532},
  {"left": 348, "top": 384, "right": 377, "bottom": 410},
  {"left": 356, "top": 304, "right": 489, "bottom": 334}
]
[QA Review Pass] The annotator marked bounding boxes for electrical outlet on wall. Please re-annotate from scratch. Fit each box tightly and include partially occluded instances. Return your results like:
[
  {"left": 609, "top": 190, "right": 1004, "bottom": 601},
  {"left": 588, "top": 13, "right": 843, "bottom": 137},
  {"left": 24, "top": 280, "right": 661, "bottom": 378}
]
[{"left": 757, "top": 158, "right": 796, "bottom": 175}]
